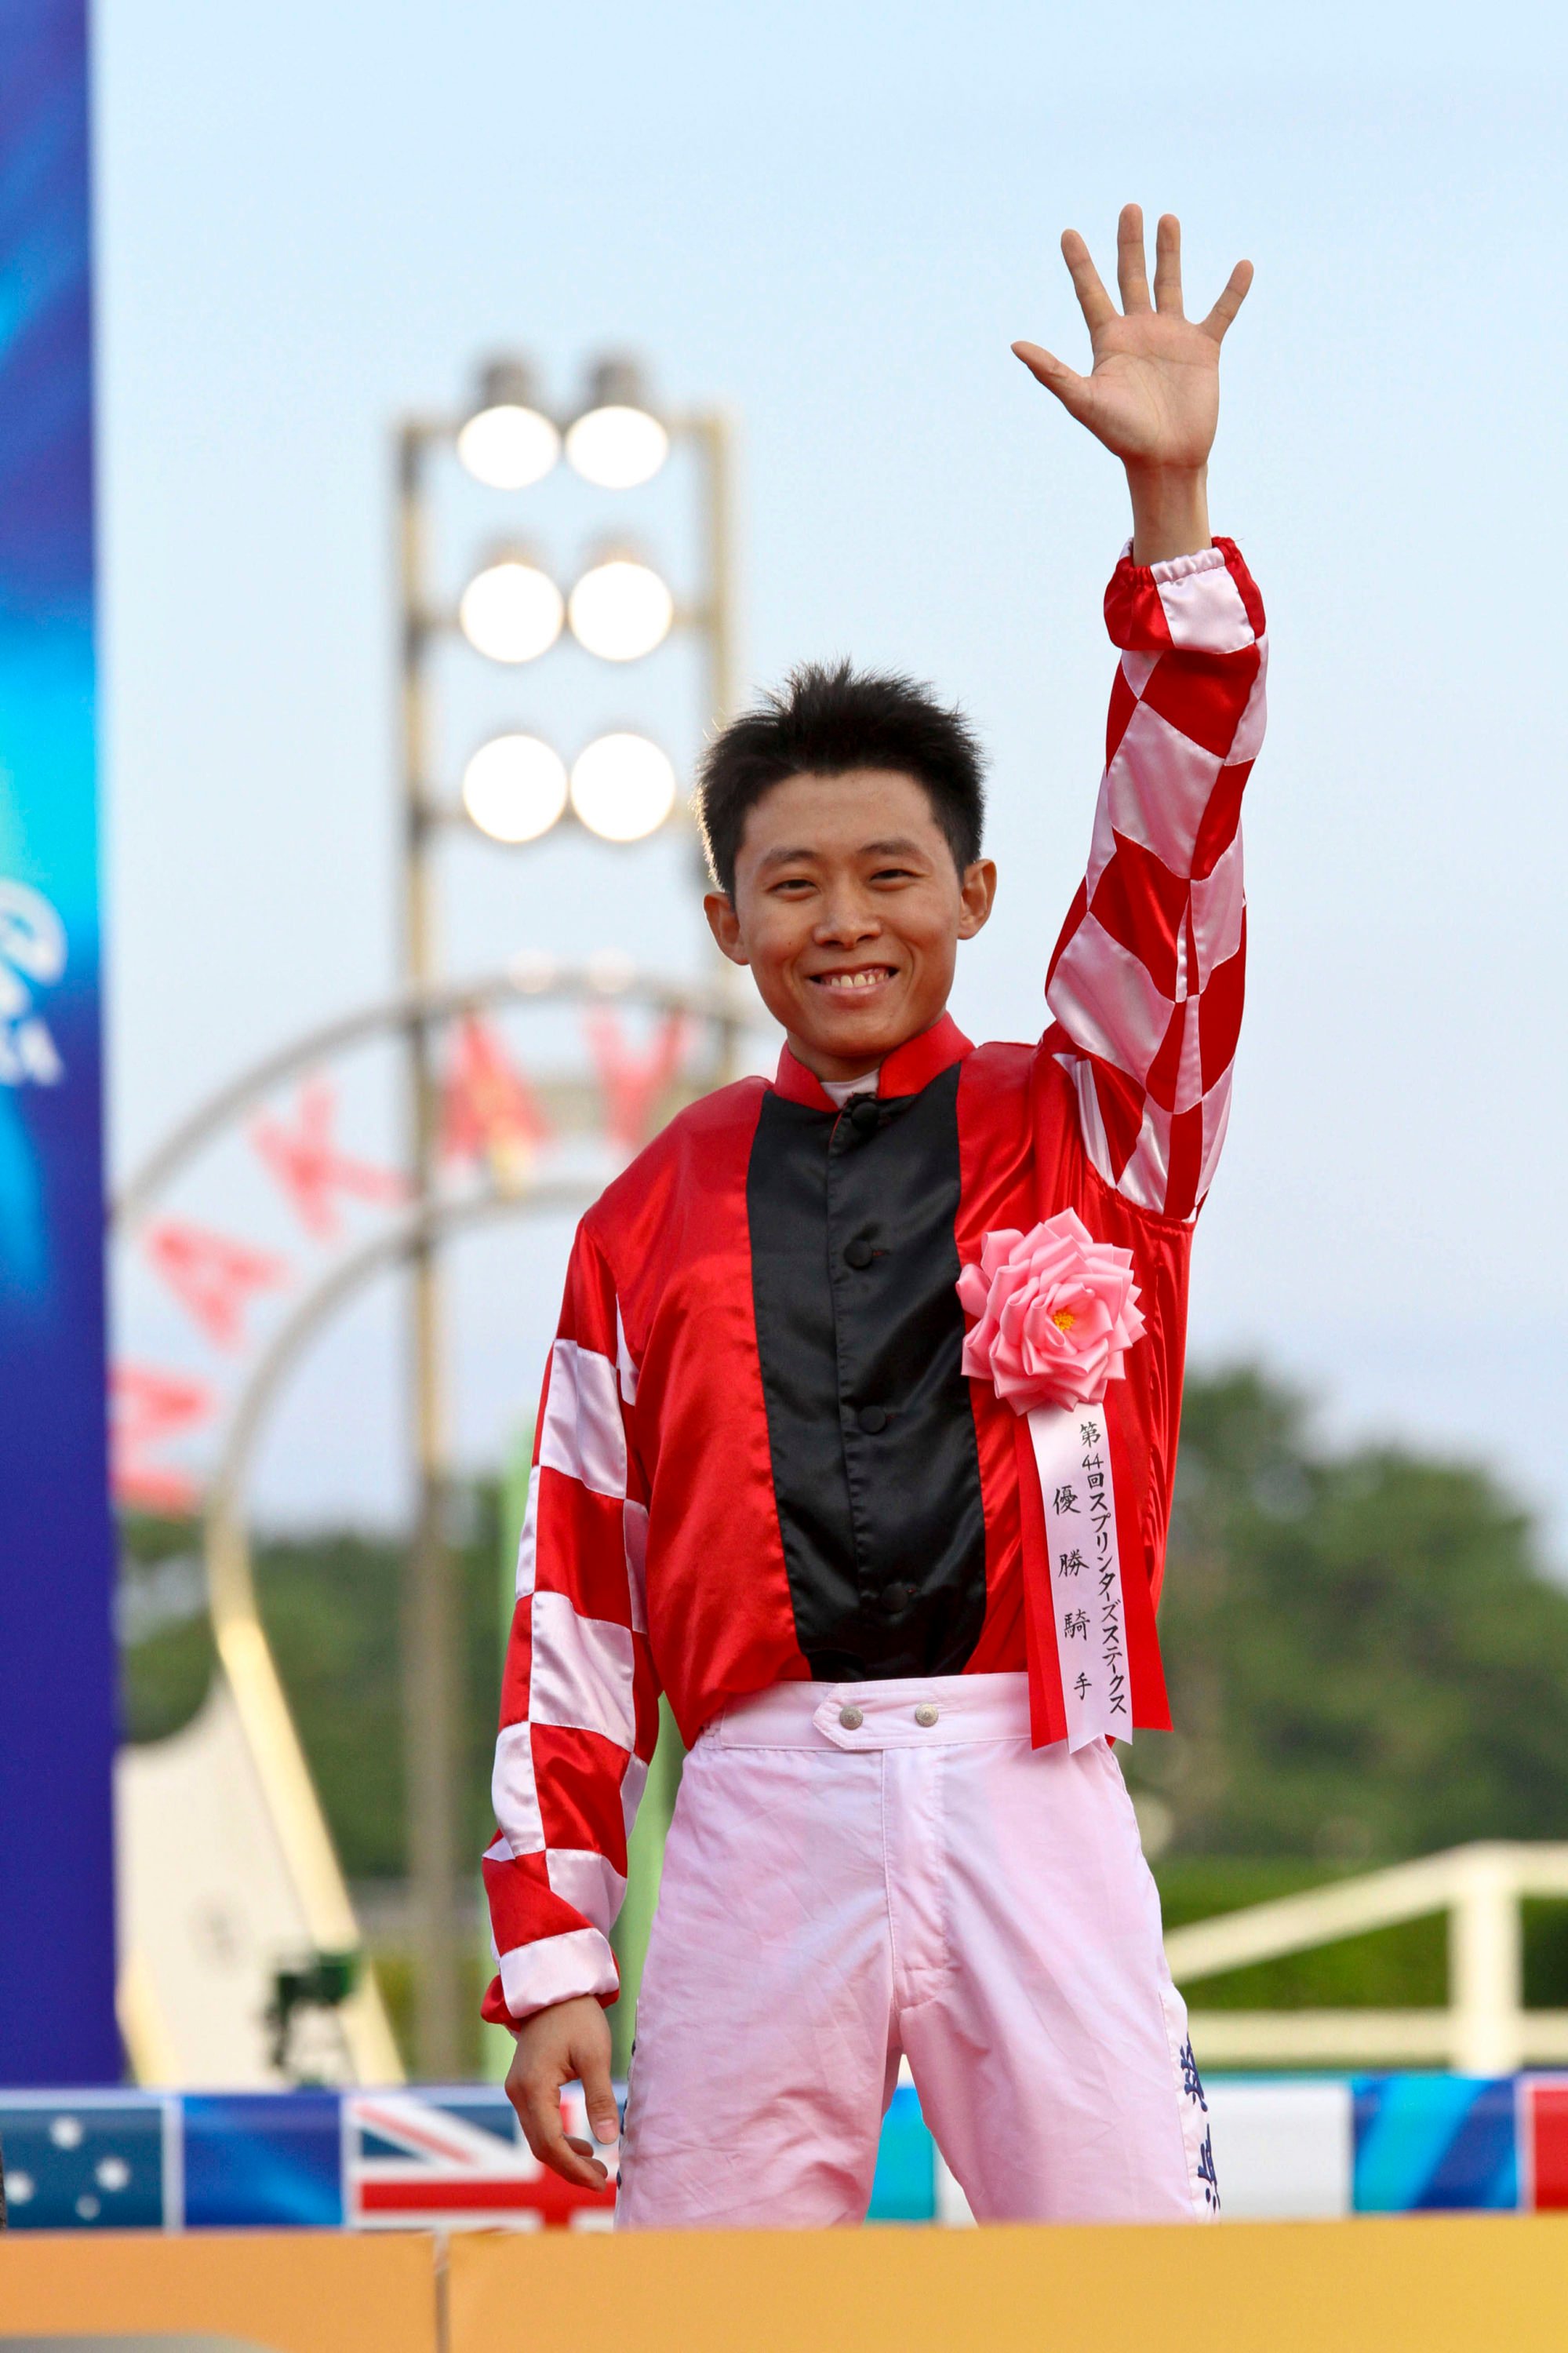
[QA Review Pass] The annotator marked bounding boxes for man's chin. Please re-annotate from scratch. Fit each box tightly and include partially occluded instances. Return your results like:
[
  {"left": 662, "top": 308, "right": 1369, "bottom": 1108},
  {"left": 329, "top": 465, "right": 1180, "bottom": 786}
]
[{"left": 791, "top": 1002, "right": 927, "bottom": 1069}]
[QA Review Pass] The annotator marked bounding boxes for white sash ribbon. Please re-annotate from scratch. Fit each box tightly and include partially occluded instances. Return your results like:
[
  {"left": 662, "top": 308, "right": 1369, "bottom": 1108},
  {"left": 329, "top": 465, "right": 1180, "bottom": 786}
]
[{"left": 1027, "top": 1397, "right": 1131, "bottom": 1750}]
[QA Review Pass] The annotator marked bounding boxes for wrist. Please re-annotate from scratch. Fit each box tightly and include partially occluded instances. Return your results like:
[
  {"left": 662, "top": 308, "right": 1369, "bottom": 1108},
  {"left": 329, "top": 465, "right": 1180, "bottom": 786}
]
[{"left": 1124, "top": 461, "right": 1210, "bottom": 566}]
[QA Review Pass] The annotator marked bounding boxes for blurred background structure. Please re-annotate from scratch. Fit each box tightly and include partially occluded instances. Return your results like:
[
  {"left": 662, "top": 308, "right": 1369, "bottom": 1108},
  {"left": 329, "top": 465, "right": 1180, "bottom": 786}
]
[
  {"left": 108, "top": 362, "right": 745, "bottom": 2084},
  {"left": 389, "top": 356, "right": 734, "bottom": 2073},
  {"left": 4, "top": 0, "right": 1568, "bottom": 2103}
]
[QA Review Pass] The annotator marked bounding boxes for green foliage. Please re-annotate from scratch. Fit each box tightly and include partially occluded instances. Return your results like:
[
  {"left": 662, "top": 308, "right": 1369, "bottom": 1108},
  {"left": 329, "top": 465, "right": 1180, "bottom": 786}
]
[
  {"left": 1151, "top": 1857, "right": 1450, "bottom": 2009},
  {"left": 118, "top": 1517, "right": 216, "bottom": 1742},
  {"left": 361, "top": 1948, "right": 493, "bottom": 2077},
  {"left": 119, "top": 1492, "right": 508, "bottom": 1881},
  {"left": 1149, "top": 1861, "right": 1568, "bottom": 2013},
  {"left": 120, "top": 1367, "right": 1568, "bottom": 2022},
  {"left": 1125, "top": 1367, "right": 1568, "bottom": 1863},
  {"left": 256, "top": 1528, "right": 415, "bottom": 1880}
]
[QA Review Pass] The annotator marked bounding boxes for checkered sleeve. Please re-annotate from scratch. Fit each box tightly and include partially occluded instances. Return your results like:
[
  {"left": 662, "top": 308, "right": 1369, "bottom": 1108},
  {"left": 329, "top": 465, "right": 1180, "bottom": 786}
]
[
  {"left": 1045, "top": 537, "right": 1268, "bottom": 1222},
  {"left": 480, "top": 1220, "right": 657, "bottom": 2028}
]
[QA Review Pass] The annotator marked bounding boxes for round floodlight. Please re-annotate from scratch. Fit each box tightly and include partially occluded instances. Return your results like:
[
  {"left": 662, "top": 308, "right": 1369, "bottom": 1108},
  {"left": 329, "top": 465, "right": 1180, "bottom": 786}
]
[
  {"left": 567, "top": 559, "right": 673, "bottom": 662},
  {"left": 461, "top": 734, "right": 569, "bottom": 843},
  {"left": 566, "top": 403, "right": 669, "bottom": 490},
  {"left": 570, "top": 733, "right": 678, "bottom": 842},
  {"left": 457, "top": 403, "right": 561, "bottom": 490},
  {"left": 458, "top": 559, "right": 564, "bottom": 663}
]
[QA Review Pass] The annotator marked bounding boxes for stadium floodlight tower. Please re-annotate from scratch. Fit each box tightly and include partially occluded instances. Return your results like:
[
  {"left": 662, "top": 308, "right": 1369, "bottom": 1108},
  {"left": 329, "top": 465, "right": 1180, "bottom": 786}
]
[{"left": 394, "top": 353, "right": 736, "bottom": 2076}]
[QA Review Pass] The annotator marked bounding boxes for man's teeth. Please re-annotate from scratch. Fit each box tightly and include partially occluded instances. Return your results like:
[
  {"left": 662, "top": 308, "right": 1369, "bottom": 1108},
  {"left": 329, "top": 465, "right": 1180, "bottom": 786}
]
[{"left": 819, "top": 970, "right": 888, "bottom": 991}]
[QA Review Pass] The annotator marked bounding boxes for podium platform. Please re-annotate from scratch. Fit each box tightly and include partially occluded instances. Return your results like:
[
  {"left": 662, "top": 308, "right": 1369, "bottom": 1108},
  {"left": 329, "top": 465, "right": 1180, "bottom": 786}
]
[{"left": 4, "top": 2214, "right": 1568, "bottom": 2353}]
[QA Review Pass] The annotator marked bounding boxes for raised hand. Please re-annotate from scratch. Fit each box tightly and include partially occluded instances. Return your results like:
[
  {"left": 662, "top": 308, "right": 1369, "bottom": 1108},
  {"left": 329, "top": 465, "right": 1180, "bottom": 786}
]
[{"left": 1013, "top": 206, "right": 1252, "bottom": 562}]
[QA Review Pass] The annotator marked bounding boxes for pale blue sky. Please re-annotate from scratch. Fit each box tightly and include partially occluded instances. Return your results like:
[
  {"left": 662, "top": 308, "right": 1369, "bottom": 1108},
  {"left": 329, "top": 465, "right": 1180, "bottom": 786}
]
[{"left": 96, "top": 1, "right": 1568, "bottom": 1545}]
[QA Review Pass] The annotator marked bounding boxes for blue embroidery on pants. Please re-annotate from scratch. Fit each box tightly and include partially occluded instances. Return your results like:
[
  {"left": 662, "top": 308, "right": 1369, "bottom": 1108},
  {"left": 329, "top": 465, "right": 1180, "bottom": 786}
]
[
  {"left": 1179, "top": 2034, "right": 1208, "bottom": 2112},
  {"left": 1180, "top": 2035, "right": 1218, "bottom": 2209}
]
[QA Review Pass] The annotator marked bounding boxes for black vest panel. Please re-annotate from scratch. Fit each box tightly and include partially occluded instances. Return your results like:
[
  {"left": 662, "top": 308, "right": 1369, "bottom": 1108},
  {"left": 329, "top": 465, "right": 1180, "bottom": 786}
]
[{"left": 746, "top": 1069, "right": 987, "bottom": 1680}]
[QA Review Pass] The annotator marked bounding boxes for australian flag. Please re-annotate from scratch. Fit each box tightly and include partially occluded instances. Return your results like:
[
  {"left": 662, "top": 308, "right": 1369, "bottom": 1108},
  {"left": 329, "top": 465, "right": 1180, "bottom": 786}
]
[{"left": 0, "top": 2095, "right": 174, "bottom": 2228}]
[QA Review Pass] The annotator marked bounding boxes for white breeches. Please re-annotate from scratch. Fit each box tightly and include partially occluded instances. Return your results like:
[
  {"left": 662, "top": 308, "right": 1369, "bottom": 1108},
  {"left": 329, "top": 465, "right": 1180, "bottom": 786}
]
[{"left": 615, "top": 1670, "right": 1217, "bottom": 2228}]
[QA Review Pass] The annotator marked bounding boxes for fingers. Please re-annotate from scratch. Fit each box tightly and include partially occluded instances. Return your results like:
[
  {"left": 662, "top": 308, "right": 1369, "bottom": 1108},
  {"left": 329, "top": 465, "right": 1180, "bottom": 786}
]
[
  {"left": 1200, "top": 257, "right": 1254, "bottom": 343},
  {"left": 1011, "top": 341, "right": 1095, "bottom": 424},
  {"left": 515, "top": 2081, "right": 609, "bottom": 2192},
  {"left": 1115, "top": 202, "right": 1151, "bottom": 313},
  {"left": 1058, "top": 230, "right": 1115, "bottom": 333},
  {"left": 577, "top": 2038, "right": 621, "bottom": 2151},
  {"left": 1047, "top": 210, "right": 1248, "bottom": 364},
  {"left": 1152, "top": 213, "right": 1183, "bottom": 315}
]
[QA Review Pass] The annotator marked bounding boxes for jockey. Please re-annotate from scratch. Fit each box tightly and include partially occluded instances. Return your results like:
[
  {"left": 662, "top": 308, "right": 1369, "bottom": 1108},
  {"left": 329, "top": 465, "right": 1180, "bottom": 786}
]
[{"left": 486, "top": 205, "right": 1263, "bottom": 2227}]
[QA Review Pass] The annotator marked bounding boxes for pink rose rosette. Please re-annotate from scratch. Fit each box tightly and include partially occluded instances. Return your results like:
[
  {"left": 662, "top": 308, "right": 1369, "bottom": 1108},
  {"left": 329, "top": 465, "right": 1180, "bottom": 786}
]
[{"left": 956, "top": 1207, "right": 1145, "bottom": 1412}]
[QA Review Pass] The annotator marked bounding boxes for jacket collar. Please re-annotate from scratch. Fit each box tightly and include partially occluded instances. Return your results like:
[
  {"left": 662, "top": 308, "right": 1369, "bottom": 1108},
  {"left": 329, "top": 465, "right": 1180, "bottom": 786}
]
[{"left": 771, "top": 1012, "right": 974, "bottom": 1110}]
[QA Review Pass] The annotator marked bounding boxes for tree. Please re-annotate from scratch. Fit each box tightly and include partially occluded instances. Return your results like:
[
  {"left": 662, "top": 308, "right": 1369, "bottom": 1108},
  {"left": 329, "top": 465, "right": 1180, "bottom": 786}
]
[
  {"left": 1127, "top": 1368, "right": 1568, "bottom": 1863},
  {"left": 122, "top": 1365, "right": 1568, "bottom": 1880}
]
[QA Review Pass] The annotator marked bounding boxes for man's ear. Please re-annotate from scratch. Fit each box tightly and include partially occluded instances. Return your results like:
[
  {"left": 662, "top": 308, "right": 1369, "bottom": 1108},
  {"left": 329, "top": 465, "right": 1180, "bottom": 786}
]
[
  {"left": 704, "top": 891, "right": 750, "bottom": 966},
  {"left": 956, "top": 859, "right": 998, "bottom": 941}
]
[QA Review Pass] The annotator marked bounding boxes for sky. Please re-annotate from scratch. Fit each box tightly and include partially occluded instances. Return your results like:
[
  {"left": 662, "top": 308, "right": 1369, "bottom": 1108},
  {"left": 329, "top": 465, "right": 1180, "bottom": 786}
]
[{"left": 94, "top": 1, "right": 1568, "bottom": 1553}]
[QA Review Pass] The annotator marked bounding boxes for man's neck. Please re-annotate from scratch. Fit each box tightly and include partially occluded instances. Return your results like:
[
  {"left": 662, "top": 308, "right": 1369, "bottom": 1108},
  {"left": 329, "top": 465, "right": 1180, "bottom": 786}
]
[{"left": 782, "top": 1035, "right": 885, "bottom": 1087}]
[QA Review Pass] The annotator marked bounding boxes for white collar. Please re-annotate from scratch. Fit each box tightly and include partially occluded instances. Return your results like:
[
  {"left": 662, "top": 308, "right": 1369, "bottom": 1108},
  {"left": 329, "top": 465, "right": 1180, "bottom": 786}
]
[{"left": 820, "top": 1066, "right": 882, "bottom": 1109}]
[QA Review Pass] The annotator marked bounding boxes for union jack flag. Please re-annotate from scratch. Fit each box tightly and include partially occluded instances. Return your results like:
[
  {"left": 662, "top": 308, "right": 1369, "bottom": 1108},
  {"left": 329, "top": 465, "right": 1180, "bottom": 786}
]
[{"left": 344, "top": 2089, "right": 617, "bottom": 2229}]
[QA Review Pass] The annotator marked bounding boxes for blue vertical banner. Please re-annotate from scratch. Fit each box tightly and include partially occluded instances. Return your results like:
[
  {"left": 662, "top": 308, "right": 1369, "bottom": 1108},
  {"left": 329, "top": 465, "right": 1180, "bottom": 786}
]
[{"left": 0, "top": 1, "right": 119, "bottom": 2082}]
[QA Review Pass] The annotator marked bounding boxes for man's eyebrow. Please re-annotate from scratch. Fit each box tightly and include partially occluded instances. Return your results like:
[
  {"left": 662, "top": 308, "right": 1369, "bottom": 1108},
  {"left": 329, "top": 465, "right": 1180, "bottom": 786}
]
[
  {"left": 858, "top": 836, "right": 928, "bottom": 859},
  {"left": 755, "top": 834, "right": 930, "bottom": 873},
  {"left": 755, "top": 843, "right": 820, "bottom": 872}
]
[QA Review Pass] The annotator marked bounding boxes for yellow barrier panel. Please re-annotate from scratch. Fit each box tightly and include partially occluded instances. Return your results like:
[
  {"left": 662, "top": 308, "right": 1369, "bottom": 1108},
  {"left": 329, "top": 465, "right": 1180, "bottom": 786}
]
[
  {"left": 0, "top": 2230, "right": 437, "bottom": 2353},
  {"left": 6, "top": 2214, "right": 1568, "bottom": 2353},
  {"left": 447, "top": 2214, "right": 1568, "bottom": 2353}
]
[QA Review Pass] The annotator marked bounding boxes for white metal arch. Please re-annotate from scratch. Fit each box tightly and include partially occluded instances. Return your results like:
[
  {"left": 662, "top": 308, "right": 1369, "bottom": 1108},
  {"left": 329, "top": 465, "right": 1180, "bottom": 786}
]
[{"left": 114, "top": 960, "right": 745, "bottom": 1227}]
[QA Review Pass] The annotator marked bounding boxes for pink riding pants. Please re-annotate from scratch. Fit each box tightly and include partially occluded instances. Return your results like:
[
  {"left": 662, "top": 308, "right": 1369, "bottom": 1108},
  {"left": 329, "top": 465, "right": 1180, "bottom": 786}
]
[{"left": 615, "top": 1671, "right": 1217, "bottom": 2228}]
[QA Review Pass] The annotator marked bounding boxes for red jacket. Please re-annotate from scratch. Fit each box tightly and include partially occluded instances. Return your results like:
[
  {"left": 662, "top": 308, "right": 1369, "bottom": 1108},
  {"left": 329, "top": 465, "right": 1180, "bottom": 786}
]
[{"left": 483, "top": 540, "right": 1267, "bottom": 2025}]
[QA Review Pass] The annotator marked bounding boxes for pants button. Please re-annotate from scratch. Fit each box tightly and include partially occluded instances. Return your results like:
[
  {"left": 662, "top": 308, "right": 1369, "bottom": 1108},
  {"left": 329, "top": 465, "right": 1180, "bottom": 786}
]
[
  {"left": 914, "top": 1703, "right": 939, "bottom": 1728},
  {"left": 839, "top": 1704, "right": 864, "bottom": 1730}
]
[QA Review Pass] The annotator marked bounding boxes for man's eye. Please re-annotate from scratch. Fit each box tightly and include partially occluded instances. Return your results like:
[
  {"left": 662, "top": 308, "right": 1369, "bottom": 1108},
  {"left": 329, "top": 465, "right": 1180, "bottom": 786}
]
[{"left": 871, "top": 866, "right": 916, "bottom": 883}]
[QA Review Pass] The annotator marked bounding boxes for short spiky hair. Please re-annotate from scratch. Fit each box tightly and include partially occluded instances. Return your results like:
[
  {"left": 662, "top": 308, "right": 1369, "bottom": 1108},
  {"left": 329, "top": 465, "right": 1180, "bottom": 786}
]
[{"left": 695, "top": 659, "right": 986, "bottom": 898}]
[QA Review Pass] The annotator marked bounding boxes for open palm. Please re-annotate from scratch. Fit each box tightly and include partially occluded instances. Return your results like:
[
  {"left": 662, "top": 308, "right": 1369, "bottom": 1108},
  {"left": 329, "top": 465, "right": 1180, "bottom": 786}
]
[{"left": 1014, "top": 206, "right": 1252, "bottom": 472}]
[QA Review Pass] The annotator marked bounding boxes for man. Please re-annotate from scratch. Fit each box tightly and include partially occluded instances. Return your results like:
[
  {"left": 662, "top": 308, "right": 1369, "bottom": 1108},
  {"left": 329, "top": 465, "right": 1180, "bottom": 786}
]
[{"left": 486, "top": 205, "right": 1263, "bottom": 2226}]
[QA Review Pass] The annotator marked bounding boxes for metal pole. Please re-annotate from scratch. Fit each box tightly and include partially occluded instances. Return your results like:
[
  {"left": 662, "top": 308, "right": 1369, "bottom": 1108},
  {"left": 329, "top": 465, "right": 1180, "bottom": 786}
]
[
  {"left": 683, "top": 408, "right": 749, "bottom": 1084},
  {"left": 693, "top": 410, "right": 738, "bottom": 729},
  {"left": 397, "top": 420, "right": 464, "bottom": 2078}
]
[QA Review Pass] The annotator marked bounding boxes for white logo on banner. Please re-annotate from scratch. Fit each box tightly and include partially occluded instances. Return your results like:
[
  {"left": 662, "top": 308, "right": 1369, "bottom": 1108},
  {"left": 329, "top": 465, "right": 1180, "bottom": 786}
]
[
  {"left": 0, "top": 880, "right": 66, "bottom": 1087},
  {"left": 1028, "top": 1398, "right": 1130, "bottom": 1750}
]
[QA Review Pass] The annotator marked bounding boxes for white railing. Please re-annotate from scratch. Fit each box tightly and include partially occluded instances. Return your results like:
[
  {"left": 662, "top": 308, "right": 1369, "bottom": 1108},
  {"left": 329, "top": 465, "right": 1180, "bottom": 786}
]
[{"left": 1166, "top": 1841, "right": 1568, "bottom": 2074}]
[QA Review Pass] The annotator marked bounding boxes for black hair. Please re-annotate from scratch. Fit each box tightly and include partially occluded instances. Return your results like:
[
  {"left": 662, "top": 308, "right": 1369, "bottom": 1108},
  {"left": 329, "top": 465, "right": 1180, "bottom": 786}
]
[{"left": 694, "top": 659, "right": 986, "bottom": 898}]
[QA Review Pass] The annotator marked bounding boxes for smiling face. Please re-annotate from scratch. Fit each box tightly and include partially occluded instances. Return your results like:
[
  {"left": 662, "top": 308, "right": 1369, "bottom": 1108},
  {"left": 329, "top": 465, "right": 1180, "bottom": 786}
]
[{"left": 704, "top": 767, "right": 997, "bottom": 1084}]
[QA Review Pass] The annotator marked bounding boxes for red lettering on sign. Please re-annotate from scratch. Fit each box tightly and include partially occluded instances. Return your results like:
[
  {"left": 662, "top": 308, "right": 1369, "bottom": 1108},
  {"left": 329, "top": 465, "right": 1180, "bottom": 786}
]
[
  {"left": 442, "top": 1015, "right": 551, "bottom": 1182},
  {"left": 252, "top": 1077, "right": 407, "bottom": 1238},
  {"left": 144, "top": 1220, "right": 291, "bottom": 1350},
  {"left": 110, "top": 1364, "right": 213, "bottom": 1513},
  {"left": 586, "top": 1008, "right": 688, "bottom": 1152}
]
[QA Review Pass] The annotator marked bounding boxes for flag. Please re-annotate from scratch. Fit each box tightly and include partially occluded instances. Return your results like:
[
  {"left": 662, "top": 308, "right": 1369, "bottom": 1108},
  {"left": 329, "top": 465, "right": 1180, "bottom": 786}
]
[
  {"left": 0, "top": 2095, "right": 174, "bottom": 2229},
  {"left": 344, "top": 2089, "right": 616, "bottom": 2229}
]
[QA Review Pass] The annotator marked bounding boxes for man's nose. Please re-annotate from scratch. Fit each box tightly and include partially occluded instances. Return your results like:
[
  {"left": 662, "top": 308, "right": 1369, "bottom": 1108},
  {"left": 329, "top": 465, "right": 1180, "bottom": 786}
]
[{"left": 813, "top": 893, "right": 881, "bottom": 944}]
